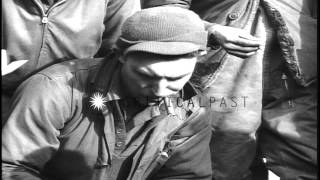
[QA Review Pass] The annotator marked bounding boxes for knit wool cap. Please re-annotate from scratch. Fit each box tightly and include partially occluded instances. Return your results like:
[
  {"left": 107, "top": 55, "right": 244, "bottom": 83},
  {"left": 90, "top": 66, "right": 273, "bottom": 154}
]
[{"left": 116, "top": 6, "right": 208, "bottom": 56}]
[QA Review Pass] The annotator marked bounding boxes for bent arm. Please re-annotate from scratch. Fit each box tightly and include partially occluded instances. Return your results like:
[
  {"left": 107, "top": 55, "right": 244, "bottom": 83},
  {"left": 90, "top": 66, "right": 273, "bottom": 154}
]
[
  {"left": 141, "top": 0, "right": 191, "bottom": 9},
  {"left": 142, "top": 0, "right": 262, "bottom": 58},
  {"left": 95, "top": 0, "right": 140, "bottom": 57},
  {"left": 2, "top": 75, "right": 71, "bottom": 180}
]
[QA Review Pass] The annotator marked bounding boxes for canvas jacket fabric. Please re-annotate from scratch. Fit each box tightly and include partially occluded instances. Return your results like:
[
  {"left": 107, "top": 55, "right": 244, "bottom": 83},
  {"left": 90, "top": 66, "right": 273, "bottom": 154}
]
[
  {"left": 142, "top": 0, "right": 317, "bottom": 87},
  {"left": 2, "top": 0, "right": 138, "bottom": 92},
  {"left": 142, "top": 1, "right": 317, "bottom": 180},
  {"left": 2, "top": 54, "right": 213, "bottom": 180}
]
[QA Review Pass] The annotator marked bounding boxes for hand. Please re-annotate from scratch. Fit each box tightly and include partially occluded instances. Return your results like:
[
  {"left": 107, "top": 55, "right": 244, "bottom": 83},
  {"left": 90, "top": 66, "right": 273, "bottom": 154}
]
[
  {"left": 1, "top": 49, "right": 28, "bottom": 76},
  {"left": 208, "top": 24, "right": 262, "bottom": 58}
]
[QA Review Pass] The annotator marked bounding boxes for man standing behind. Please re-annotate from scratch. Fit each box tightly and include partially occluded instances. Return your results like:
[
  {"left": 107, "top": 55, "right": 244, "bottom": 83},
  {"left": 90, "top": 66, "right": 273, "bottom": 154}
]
[
  {"left": 2, "top": 0, "right": 140, "bottom": 120},
  {"left": 2, "top": 7, "right": 212, "bottom": 180},
  {"left": 142, "top": 0, "right": 317, "bottom": 180}
]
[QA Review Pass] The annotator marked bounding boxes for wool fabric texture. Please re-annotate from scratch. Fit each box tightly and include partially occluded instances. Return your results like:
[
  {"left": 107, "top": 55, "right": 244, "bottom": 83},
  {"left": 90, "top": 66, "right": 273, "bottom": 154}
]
[{"left": 116, "top": 6, "right": 208, "bottom": 56}]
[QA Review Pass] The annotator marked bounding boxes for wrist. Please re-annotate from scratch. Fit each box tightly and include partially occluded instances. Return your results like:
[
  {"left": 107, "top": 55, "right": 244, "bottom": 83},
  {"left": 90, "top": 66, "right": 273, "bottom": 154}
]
[
  {"left": 206, "top": 23, "right": 222, "bottom": 49},
  {"left": 207, "top": 23, "right": 222, "bottom": 35}
]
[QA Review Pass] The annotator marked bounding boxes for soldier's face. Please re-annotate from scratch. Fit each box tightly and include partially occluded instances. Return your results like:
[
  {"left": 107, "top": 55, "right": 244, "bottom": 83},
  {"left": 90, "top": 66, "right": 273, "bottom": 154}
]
[{"left": 121, "top": 52, "right": 197, "bottom": 99}]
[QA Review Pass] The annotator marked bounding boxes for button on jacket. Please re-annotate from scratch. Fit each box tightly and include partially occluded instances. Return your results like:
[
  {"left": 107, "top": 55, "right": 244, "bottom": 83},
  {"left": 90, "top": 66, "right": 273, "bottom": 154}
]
[{"left": 2, "top": 54, "right": 213, "bottom": 180}]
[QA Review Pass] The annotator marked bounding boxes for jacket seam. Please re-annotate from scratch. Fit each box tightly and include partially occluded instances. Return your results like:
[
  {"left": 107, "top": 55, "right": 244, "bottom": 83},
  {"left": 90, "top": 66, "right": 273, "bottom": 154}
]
[
  {"left": 36, "top": 73, "right": 73, "bottom": 120},
  {"left": 261, "top": 0, "right": 306, "bottom": 86}
]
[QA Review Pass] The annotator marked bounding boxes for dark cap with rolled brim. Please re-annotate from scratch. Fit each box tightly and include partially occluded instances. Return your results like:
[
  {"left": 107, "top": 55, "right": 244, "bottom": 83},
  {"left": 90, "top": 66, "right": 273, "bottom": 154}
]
[{"left": 116, "top": 7, "right": 208, "bottom": 56}]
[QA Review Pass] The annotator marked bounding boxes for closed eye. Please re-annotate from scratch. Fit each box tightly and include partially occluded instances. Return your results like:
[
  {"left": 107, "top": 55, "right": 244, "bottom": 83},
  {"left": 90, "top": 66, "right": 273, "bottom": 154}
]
[
  {"left": 166, "top": 73, "right": 191, "bottom": 81},
  {"left": 134, "top": 69, "right": 160, "bottom": 81},
  {"left": 135, "top": 68, "right": 191, "bottom": 82},
  {"left": 167, "top": 86, "right": 180, "bottom": 92}
]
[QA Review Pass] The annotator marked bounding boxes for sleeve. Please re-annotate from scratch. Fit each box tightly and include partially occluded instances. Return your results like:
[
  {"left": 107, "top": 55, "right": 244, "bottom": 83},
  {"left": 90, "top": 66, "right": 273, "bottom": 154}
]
[
  {"left": 311, "top": 0, "right": 317, "bottom": 18},
  {"left": 150, "top": 108, "right": 213, "bottom": 180},
  {"left": 2, "top": 75, "right": 72, "bottom": 180},
  {"left": 141, "top": 0, "right": 191, "bottom": 9},
  {"left": 95, "top": 0, "right": 140, "bottom": 57}
]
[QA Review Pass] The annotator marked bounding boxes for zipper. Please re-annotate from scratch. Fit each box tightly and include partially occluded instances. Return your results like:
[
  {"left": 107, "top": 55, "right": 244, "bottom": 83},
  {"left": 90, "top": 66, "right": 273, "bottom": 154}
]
[
  {"left": 41, "top": 14, "right": 49, "bottom": 24},
  {"left": 281, "top": 73, "right": 294, "bottom": 108},
  {"left": 144, "top": 110, "right": 200, "bottom": 179},
  {"left": 31, "top": 0, "right": 66, "bottom": 61},
  {"left": 32, "top": 0, "right": 66, "bottom": 18},
  {"left": 144, "top": 141, "right": 173, "bottom": 179}
]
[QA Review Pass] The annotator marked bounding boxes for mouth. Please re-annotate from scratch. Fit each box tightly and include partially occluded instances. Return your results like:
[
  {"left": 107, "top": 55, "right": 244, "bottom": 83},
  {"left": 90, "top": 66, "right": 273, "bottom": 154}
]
[{"left": 135, "top": 96, "right": 163, "bottom": 106}]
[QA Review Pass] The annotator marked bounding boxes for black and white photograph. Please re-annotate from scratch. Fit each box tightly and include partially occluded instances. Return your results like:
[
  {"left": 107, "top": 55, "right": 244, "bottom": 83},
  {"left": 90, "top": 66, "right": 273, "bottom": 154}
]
[{"left": 1, "top": 0, "right": 318, "bottom": 180}]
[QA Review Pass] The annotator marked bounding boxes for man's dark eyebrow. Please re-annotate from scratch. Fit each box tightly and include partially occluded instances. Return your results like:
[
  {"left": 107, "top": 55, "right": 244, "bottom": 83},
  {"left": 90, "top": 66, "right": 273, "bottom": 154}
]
[
  {"left": 134, "top": 68, "right": 159, "bottom": 79},
  {"left": 144, "top": 67, "right": 191, "bottom": 81},
  {"left": 166, "top": 73, "right": 191, "bottom": 81}
]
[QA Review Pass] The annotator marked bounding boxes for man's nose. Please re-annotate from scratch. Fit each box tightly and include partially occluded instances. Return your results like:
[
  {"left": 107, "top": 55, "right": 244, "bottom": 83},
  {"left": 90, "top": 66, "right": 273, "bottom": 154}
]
[{"left": 151, "top": 79, "right": 171, "bottom": 97}]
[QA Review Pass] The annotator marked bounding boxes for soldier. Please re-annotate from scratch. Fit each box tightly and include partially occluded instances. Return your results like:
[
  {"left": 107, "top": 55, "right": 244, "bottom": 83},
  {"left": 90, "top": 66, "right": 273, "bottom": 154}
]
[
  {"left": 2, "top": 7, "right": 213, "bottom": 180},
  {"left": 142, "top": 0, "right": 317, "bottom": 179}
]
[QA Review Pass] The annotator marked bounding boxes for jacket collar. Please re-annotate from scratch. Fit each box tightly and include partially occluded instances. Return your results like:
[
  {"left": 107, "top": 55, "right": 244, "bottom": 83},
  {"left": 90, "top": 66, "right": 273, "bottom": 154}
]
[{"left": 89, "top": 53, "right": 127, "bottom": 102}]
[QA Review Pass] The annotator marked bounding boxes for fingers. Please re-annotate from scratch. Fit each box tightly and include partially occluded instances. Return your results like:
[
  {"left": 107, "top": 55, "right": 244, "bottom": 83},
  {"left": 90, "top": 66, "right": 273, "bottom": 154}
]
[
  {"left": 227, "top": 49, "right": 258, "bottom": 58},
  {"left": 233, "top": 35, "right": 262, "bottom": 47},
  {"left": 224, "top": 43, "right": 259, "bottom": 52},
  {"left": 238, "top": 33, "right": 261, "bottom": 41}
]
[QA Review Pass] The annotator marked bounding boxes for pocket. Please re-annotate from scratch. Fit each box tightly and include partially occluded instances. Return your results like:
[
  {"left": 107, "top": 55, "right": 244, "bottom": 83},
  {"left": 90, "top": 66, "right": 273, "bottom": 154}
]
[{"left": 144, "top": 141, "right": 175, "bottom": 179}]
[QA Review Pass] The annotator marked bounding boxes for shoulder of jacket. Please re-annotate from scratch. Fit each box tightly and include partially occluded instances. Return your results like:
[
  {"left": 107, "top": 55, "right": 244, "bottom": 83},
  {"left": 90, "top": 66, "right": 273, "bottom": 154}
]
[{"left": 36, "top": 58, "right": 104, "bottom": 83}]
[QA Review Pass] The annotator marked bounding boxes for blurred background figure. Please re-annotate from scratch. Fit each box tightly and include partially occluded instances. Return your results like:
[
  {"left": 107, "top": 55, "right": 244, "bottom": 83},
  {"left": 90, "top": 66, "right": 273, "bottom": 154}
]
[
  {"left": 2, "top": 7, "right": 213, "bottom": 180},
  {"left": 142, "top": 0, "right": 317, "bottom": 179},
  {"left": 2, "top": 0, "right": 140, "bottom": 121}
]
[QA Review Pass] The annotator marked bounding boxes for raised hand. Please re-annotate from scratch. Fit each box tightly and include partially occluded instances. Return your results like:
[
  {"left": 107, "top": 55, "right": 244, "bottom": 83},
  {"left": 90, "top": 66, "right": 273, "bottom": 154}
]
[{"left": 207, "top": 24, "right": 262, "bottom": 58}]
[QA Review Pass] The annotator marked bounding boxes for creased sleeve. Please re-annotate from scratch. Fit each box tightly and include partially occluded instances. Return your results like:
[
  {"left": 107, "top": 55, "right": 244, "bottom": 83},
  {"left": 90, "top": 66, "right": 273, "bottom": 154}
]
[
  {"left": 95, "top": 0, "right": 140, "bottom": 57},
  {"left": 2, "top": 74, "right": 72, "bottom": 180},
  {"left": 141, "top": 0, "right": 191, "bottom": 9}
]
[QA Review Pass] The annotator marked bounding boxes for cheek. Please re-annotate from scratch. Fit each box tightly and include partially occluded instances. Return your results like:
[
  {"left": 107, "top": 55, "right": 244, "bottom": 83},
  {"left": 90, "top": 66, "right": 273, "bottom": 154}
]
[
  {"left": 172, "top": 74, "right": 193, "bottom": 87},
  {"left": 127, "top": 72, "right": 149, "bottom": 89},
  {"left": 165, "top": 75, "right": 192, "bottom": 94}
]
